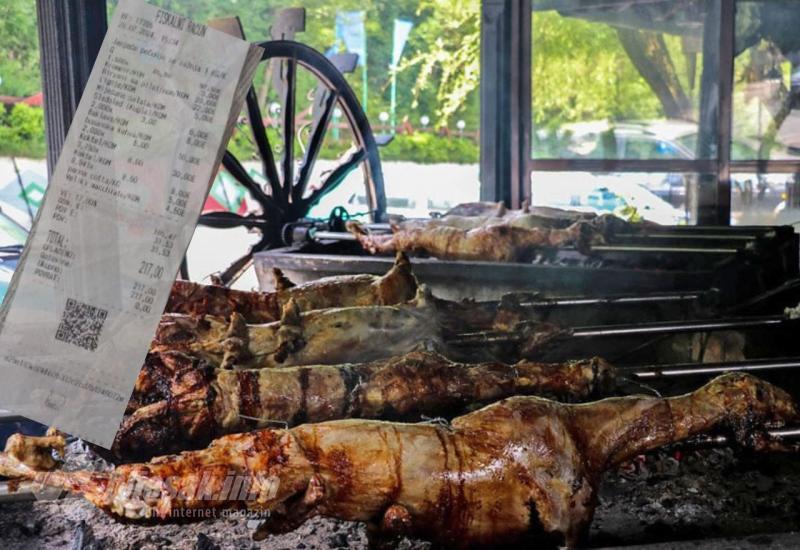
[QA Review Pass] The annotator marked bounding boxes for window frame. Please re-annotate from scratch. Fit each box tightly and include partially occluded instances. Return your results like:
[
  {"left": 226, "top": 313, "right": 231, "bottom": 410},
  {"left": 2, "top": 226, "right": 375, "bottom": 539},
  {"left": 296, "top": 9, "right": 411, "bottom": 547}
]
[{"left": 480, "top": 0, "right": 800, "bottom": 225}]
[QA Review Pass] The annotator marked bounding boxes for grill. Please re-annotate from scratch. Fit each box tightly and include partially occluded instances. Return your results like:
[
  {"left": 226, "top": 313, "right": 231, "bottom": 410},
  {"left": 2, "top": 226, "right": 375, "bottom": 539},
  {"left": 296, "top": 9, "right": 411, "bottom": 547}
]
[
  {"left": 256, "top": 222, "right": 799, "bottom": 306},
  {"left": 3, "top": 222, "right": 800, "bottom": 549}
]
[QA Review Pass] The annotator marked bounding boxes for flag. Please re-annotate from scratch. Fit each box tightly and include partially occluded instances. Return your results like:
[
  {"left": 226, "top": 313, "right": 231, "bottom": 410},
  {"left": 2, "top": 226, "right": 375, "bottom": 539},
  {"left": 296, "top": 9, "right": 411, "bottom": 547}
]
[
  {"left": 391, "top": 19, "right": 413, "bottom": 68},
  {"left": 335, "top": 11, "right": 367, "bottom": 66}
]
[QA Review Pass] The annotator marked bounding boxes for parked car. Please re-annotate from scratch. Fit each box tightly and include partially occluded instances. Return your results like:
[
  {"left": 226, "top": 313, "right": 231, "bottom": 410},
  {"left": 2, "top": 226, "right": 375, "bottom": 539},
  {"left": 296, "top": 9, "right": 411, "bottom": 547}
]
[
  {"left": 531, "top": 171, "right": 686, "bottom": 225},
  {"left": 534, "top": 120, "right": 799, "bottom": 212}
]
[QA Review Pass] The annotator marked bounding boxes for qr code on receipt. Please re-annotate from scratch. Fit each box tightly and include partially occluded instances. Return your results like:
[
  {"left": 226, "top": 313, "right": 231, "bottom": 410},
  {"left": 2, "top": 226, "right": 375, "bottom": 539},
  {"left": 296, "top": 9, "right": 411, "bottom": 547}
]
[{"left": 54, "top": 298, "right": 108, "bottom": 351}]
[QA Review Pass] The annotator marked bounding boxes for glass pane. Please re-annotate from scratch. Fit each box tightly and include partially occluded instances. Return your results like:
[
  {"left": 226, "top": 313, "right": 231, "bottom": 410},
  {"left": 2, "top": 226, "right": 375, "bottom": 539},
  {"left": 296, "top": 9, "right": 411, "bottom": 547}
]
[
  {"left": 731, "top": 171, "right": 800, "bottom": 227},
  {"left": 531, "top": 0, "right": 716, "bottom": 160},
  {"left": 0, "top": 4, "right": 44, "bottom": 301},
  {"left": 530, "top": 171, "right": 697, "bottom": 225},
  {"left": 733, "top": 1, "right": 800, "bottom": 160},
  {"left": 107, "top": 1, "right": 481, "bottom": 282}
]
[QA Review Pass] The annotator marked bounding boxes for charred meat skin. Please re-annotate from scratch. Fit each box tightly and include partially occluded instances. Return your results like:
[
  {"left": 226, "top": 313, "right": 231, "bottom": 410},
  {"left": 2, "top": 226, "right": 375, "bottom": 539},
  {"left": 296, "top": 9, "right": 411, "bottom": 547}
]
[
  {"left": 151, "top": 288, "right": 441, "bottom": 370},
  {"left": 165, "top": 252, "right": 417, "bottom": 323},
  {"left": 115, "top": 351, "right": 616, "bottom": 459},
  {"left": 2, "top": 374, "right": 795, "bottom": 548}
]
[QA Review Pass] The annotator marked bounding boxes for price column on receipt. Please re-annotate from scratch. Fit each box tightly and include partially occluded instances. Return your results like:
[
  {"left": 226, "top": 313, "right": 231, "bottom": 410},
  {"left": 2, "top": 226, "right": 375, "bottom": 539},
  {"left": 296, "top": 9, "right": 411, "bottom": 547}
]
[{"left": 0, "top": 0, "right": 262, "bottom": 447}]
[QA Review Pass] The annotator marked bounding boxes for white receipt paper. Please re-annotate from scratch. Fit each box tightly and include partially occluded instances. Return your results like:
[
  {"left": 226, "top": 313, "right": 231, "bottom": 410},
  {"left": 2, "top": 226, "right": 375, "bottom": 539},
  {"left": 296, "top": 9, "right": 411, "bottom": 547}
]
[{"left": 0, "top": 0, "right": 262, "bottom": 447}]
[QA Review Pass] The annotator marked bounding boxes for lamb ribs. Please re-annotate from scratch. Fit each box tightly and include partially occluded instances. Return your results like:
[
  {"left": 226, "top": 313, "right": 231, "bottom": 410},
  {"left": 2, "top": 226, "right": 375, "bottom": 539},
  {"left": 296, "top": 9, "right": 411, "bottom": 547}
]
[
  {"left": 115, "top": 351, "right": 616, "bottom": 459},
  {"left": 1, "top": 374, "right": 795, "bottom": 548}
]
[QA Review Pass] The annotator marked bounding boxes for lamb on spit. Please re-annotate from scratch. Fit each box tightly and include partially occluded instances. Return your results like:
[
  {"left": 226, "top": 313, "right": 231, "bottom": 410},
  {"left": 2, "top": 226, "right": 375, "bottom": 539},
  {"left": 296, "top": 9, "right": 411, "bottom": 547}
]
[
  {"left": 150, "top": 292, "right": 567, "bottom": 370},
  {"left": 347, "top": 219, "right": 598, "bottom": 261},
  {"left": 163, "top": 253, "right": 555, "bottom": 337},
  {"left": 0, "top": 374, "right": 794, "bottom": 548},
  {"left": 115, "top": 351, "right": 616, "bottom": 459},
  {"left": 347, "top": 201, "right": 633, "bottom": 261},
  {"left": 151, "top": 287, "right": 442, "bottom": 369},
  {"left": 165, "top": 252, "right": 417, "bottom": 323}
]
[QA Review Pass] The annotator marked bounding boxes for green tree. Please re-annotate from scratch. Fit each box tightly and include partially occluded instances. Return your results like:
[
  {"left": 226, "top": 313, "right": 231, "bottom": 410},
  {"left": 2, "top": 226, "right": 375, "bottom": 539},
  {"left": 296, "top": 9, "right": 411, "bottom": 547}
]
[
  {"left": 401, "top": 0, "right": 480, "bottom": 126},
  {"left": 0, "top": 103, "right": 46, "bottom": 158},
  {"left": 0, "top": 2, "right": 40, "bottom": 96}
]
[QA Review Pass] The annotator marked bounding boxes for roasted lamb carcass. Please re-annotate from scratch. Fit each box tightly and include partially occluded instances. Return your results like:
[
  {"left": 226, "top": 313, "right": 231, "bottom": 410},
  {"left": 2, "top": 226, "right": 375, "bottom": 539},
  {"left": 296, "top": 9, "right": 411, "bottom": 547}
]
[
  {"left": 165, "top": 252, "right": 417, "bottom": 323},
  {"left": 347, "top": 219, "right": 598, "bottom": 261},
  {"left": 115, "top": 351, "right": 616, "bottom": 459},
  {"left": 349, "top": 198, "right": 636, "bottom": 261},
  {"left": 151, "top": 287, "right": 441, "bottom": 369},
  {"left": 3, "top": 374, "right": 795, "bottom": 547},
  {"left": 166, "top": 253, "right": 558, "bottom": 337}
]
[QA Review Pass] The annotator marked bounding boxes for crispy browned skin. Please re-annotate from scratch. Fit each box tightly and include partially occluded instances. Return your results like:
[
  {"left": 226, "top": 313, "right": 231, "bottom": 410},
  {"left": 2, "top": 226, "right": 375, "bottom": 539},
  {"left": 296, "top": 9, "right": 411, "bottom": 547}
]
[
  {"left": 115, "top": 351, "right": 616, "bottom": 459},
  {"left": 1, "top": 374, "right": 795, "bottom": 547},
  {"left": 152, "top": 288, "right": 441, "bottom": 369},
  {"left": 165, "top": 253, "right": 417, "bottom": 323},
  {"left": 348, "top": 219, "right": 598, "bottom": 261}
]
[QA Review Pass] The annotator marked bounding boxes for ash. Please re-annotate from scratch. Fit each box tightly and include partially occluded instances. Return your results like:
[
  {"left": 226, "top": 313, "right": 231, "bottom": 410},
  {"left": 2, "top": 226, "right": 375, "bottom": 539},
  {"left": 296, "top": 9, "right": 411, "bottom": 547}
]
[
  {"left": 589, "top": 447, "right": 800, "bottom": 547},
  {"left": 1, "top": 444, "right": 799, "bottom": 548}
]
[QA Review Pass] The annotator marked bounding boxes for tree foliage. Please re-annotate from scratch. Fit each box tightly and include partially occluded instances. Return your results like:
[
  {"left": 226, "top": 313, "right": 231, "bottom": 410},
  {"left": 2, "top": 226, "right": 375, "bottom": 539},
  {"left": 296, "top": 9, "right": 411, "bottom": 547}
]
[
  {"left": 401, "top": 0, "right": 480, "bottom": 126},
  {"left": 0, "top": 104, "right": 46, "bottom": 158},
  {"left": 0, "top": 2, "right": 40, "bottom": 96}
]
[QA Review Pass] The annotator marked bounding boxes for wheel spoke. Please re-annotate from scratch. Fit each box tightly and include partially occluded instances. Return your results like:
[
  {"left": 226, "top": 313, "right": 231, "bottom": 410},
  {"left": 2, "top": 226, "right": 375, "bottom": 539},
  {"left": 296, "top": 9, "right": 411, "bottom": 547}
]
[
  {"left": 293, "top": 91, "right": 338, "bottom": 203},
  {"left": 245, "top": 88, "right": 284, "bottom": 204},
  {"left": 198, "top": 211, "right": 267, "bottom": 230},
  {"left": 221, "top": 151, "right": 283, "bottom": 217},
  {"left": 216, "top": 253, "right": 255, "bottom": 287},
  {"left": 281, "top": 58, "right": 297, "bottom": 199},
  {"left": 303, "top": 148, "right": 366, "bottom": 209},
  {"left": 215, "top": 232, "right": 274, "bottom": 287}
]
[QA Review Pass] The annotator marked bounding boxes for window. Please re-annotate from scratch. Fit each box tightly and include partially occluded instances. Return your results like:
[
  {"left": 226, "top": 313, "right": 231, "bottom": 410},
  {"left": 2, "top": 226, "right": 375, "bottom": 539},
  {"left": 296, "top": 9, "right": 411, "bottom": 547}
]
[
  {"left": 529, "top": 0, "right": 718, "bottom": 225},
  {"left": 104, "top": 1, "right": 482, "bottom": 283},
  {"left": 0, "top": 3, "right": 44, "bottom": 300},
  {"left": 731, "top": 1, "right": 800, "bottom": 227},
  {"left": 525, "top": 0, "right": 800, "bottom": 228}
]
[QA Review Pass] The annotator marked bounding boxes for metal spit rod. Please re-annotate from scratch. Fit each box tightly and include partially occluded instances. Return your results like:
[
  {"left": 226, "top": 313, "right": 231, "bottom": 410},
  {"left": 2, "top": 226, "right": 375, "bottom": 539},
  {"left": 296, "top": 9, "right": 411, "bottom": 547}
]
[
  {"left": 574, "top": 315, "right": 790, "bottom": 338},
  {"left": 690, "top": 427, "right": 800, "bottom": 447},
  {"left": 448, "top": 315, "right": 796, "bottom": 346},
  {"left": 517, "top": 290, "right": 704, "bottom": 308},
  {"left": 628, "top": 357, "right": 800, "bottom": 379},
  {"left": 313, "top": 230, "right": 357, "bottom": 241},
  {"left": 767, "top": 427, "right": 800, "bottom": 439}
]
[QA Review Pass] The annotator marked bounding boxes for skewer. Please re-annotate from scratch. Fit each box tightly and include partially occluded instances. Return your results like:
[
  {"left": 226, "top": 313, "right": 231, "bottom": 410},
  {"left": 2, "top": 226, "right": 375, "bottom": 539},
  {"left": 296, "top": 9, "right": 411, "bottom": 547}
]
[
  {"left": 628, "top": 357, "right": 800, "bottom": 379},
  {"left": 447, "top": 315, "right": 797, "bottom": 346},
  {"left": 517, "top": 290, "right": 704, "bottom": 308},
  {"left": 592, "top": 244, "right": 738, "bottom": 255},
  {"left": 688, "top": 427, "right": 800, "bottom": 447},
  {"left": 573, "top": 315, "right": 791, "bottom": 338},
  {"left": 313, "top": 230, "right": 357, "bottom": 241}
]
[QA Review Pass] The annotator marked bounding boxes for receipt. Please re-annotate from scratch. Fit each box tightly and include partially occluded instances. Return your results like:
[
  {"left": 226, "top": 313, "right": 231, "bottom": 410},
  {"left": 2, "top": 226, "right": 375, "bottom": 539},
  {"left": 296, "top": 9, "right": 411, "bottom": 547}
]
[{"left": 0, "top": 0, "right": 262, "bottom": 447}]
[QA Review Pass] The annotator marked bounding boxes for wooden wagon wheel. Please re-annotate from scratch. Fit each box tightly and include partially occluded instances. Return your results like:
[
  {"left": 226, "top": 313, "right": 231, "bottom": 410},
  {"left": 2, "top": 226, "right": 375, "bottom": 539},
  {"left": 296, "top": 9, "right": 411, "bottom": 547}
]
[{"left": 183, "top": 39, "right": 386, "bottom": 286}]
